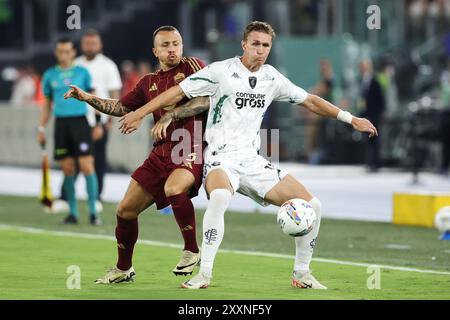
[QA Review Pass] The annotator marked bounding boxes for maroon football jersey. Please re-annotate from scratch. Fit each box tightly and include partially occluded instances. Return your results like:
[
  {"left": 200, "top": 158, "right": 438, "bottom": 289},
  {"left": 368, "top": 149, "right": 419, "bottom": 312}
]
[{"left": 120, "top": 57, "right": 207, "bottom": 157}]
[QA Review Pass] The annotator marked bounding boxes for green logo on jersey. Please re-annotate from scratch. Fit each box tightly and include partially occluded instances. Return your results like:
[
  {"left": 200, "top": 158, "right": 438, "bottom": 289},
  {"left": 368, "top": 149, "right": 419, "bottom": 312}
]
[{"left": 212, "top": 95, "right": 229, "bottom": 125}]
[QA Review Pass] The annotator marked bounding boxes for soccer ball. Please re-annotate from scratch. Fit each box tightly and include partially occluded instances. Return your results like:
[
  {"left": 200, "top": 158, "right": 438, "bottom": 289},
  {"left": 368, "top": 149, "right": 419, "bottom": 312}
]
[
  {"left": 50, "top": 199, "right": 69, "bottom": 214},
  {"left": 434, "top": 206, "right": 450, "bottom": 233},
  {"left": 277, "top": 199, "right": 316, "bottom": 237}
]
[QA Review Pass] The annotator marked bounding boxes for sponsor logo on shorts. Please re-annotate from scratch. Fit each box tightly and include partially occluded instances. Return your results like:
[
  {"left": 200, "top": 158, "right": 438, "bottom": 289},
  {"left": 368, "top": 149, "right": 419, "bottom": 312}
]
[
  {"left": 203, "top": 163, "right": 211, "bottom": 177},
  {"left": 55, "top": 148, "right": 68, "bottom": 156},
  {"left": 79, "top": 142, "right": 88, "bottom": 152},
  {"left": 182, "top": 153, "right": 197, "bottom": 170}
]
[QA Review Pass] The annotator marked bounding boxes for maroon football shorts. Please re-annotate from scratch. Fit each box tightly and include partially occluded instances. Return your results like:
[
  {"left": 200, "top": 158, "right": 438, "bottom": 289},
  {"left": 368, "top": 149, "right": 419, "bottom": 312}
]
[{"left": 131, "top": 149, "right": 204, "bottom": 209}]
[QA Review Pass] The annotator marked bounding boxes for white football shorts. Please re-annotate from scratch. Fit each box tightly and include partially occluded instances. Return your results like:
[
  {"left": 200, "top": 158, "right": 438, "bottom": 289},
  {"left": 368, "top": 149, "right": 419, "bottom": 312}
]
[{"left": 203, "top": 147, "right": 288, "bottom": 206}]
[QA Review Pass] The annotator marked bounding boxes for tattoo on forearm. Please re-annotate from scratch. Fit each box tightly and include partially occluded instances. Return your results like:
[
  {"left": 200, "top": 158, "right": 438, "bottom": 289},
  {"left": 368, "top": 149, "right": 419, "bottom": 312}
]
[
  {"left": 171, "top": 99, "right": 210, "bottom": 121},
  {"left": 85, "top": 96, "right": 131, "bottom": 116}
]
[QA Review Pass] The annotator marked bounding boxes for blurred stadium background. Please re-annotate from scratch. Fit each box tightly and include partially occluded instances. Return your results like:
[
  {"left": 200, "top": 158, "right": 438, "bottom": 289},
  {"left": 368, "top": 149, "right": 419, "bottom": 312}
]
[{"left": 0, "top": 0, "right": 450, "bottom": 300}]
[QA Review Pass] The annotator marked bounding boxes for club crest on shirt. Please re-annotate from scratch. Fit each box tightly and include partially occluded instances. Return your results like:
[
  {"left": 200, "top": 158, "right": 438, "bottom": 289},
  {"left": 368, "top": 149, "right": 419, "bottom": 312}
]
[
  {"left": 174, "top": 72, "right": 186, "bottom": 84},
  {"left": 249, "top": 76, "right": 257, "bottom": 89}
]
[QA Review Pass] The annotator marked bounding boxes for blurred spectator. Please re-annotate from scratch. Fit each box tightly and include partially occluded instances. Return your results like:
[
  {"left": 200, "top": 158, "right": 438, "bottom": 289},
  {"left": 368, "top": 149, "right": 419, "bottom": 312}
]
[
  {"left": 408, "top": 0, "right": 427, "bottom": 45},
  {"left": 120, "top": 60, "right": 139, "bottom": 97},
  {"left": 427, "top": 0, "right": 450, "bottom": 36},
  {"left": 441, "top": 59, "right": 450, "bottom": 107},
  {"left": 9, "top": 66, "right": 36, "bottom": 107},
  {"left": 408, "top": 0, "right": 450, "bottom": 45},
  {"left": 305, "top": 59, "right": 335, "bottom": 164},
  {"left": 32, "top": 68, "right": 45, "bottom": 107},
  {"left": 357, "top": 59, "right": 385, "bottom": 172},
  {"left": 290, "top": 0, "right": 318, "bottom": 35},
  {"left": 440, "top": 58, "right": 450, "bottom": 175},
  {"left": 75, "top": 29, "right": 122, "bottom": 205},
  {"left": 137, "top": 61, "right": 152, "bottom": 78},
  {"left": 376, "top": 59, "right": 399, "bottom": 116}
]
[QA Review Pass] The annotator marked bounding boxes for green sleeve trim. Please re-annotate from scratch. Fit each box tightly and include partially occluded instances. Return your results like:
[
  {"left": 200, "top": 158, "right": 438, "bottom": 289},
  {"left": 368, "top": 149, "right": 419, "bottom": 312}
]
[{"left": 190, "top": 77, "right": 218, "bottom": 84}]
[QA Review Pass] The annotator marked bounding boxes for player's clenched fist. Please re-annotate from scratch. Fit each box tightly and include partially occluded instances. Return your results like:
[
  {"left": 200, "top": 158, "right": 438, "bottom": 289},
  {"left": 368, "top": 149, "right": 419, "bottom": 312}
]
[{"left": 63, "top": 85, "right": 89, "bottom": 101}]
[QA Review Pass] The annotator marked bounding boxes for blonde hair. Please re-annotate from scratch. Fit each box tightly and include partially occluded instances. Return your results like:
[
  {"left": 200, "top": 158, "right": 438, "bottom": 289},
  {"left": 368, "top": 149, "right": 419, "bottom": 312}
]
[{"left": 243, "top": 21, "right": 276, "bottom": 41}]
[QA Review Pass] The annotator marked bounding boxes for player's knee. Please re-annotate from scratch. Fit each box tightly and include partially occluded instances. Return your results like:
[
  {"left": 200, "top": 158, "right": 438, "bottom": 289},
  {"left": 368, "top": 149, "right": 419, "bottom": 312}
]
[
  {"left": 78, "top": 157, "right": 95, "bottom": 175},
  {"left": 60, "top": 162, "right": 75, "bottom": 176},
  {"left": 164, "top": 184, "right": 186, "bottom": 198},
  {"left": 62, "top": 167, "right": 75, "bottom": 176},
  {"left": 117, "top": 201, "right": 137, "bottom": 220},
  {"left": 79, "top": 163, "right": 94, "bottom": 175},
  {"left": 208, "top": 189, "right": 232, "bottom": 212},
  {"left": 309, "top": 197, "right": 322, "bottom": 219}
]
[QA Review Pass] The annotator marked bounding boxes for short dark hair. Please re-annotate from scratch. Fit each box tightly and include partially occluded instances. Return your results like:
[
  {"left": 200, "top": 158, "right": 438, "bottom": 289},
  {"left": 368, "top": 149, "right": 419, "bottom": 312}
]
[
  {"left": 83, "top": 28, "right": 101, "bottom": 38},
  {"left": 243, "top": 21, "right": 276, "bottom": 41},
  {"left": 56, "top": 37, "right": 75, "bottom": 48},
  {"left": 152, "top": 25, "right": 180, "bottom": 44}
]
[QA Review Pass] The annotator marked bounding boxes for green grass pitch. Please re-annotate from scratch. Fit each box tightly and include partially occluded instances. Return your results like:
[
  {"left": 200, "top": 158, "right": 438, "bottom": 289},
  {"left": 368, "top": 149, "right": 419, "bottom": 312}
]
[{"left": 0, "top": 195, "right": 449, "bottom": 300}]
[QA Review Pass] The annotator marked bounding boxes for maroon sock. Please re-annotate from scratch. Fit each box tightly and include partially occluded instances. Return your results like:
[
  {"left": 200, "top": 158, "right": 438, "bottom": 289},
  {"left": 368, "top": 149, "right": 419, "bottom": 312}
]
[
  {"left": 115, "top": 215, "right": 138, "bottom": 271},
  {"left": 167, "top": 193, "right": 199, "bottom": 253}
]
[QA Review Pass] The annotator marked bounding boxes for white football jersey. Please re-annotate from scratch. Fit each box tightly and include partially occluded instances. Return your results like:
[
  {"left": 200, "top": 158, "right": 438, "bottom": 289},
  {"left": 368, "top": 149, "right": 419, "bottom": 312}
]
[
  {"left": 75, "top": 54, "right": 122, "bottom": 126},
  {"left": 179, "top": 56, "right": 308, "bottom": 153}
]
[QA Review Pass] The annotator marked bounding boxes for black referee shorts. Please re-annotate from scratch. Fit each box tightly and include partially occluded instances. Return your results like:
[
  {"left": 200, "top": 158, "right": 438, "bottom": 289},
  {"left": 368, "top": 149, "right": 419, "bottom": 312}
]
[{"left": 54, "top": 116, "right": 93, "bottom": 160}]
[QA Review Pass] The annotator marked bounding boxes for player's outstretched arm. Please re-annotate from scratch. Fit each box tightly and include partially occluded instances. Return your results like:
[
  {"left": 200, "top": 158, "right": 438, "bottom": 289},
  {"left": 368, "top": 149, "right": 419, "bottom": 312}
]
[
  {"left": 300, "top": 94, "right": 378, "bottom": 138},
  {"left": 63, "top": 85, "right": 131, "bottom": 116},
  {"left": 119, "top": 85, "right": 186, "bottom": 134},
  {"left": 151, "top": 96, "right": 210, "bottom": 141}
]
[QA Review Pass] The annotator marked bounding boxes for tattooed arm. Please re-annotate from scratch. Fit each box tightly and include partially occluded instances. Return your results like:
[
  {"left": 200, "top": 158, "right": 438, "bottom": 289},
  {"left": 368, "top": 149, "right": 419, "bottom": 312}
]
[
  {"left": 84, "top": 95, "right": 132, "bottom": 116},
  {"left": 63, "top": 85, "right": 131, "bottom": 116},
  {"left": 151, "top": 96, "right": 210, "bottom": 141},
  {"left": 164, "top": 96, "right": 210, "bottom": 121}
]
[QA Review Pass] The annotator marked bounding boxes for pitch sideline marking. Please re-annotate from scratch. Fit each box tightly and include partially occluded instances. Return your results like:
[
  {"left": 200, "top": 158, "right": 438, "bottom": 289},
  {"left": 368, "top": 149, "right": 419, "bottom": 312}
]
[{"left": 1, "top": 224, "right": 450, "bottom": 276}]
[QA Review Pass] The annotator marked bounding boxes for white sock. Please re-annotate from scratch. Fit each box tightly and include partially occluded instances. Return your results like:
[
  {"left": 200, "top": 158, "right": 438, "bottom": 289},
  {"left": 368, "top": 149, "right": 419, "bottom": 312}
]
[
  {"left": 293, "top": 197, "right": 322, "bottom": 274},
  {"left": 199, "top": 189, "right": 232, "bottom": 277}
]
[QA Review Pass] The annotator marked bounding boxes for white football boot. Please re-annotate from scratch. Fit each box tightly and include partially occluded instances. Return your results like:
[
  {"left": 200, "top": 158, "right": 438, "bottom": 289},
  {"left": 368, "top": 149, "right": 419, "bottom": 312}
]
[
  {"left": 172, "top": 250, "right": 201, "bottom": 276},
  {"left": 94, "top": 267, "right": 136, "bottom": 284},
  {"left": 291, "top": 270, "right": 327, "bottom": 290},
  {"left": 180, "top": 272, "right": 211, "bottom": 289}
]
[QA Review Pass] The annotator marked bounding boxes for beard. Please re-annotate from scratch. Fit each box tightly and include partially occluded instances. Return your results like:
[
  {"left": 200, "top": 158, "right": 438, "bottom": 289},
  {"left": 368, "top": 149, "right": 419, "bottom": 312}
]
[
  {"left": 84, "top": 51, "right": 98, "bottom": 60},
  {"left": 164, "top": 55, "right": 181, "bottom": 68}
]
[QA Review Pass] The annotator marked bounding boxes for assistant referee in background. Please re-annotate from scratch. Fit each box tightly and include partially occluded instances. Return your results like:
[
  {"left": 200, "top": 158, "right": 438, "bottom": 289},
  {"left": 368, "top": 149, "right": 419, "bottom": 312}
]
[{"left": 37, "top": 38, "right": 100, "bottom": 225}]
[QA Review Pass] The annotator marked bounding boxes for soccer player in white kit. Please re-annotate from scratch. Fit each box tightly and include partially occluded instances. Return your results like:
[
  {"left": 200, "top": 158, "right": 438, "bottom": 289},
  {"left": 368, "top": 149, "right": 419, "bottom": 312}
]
[{"left": 118, "top": 21, "right": 378, "bottom": 290}]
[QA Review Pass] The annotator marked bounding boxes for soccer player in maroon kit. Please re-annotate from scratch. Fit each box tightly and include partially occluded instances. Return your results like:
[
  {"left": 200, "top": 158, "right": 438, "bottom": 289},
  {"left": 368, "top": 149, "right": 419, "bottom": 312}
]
[{"left": 64, "top": 26, "right": 210, "bottom": 283}]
